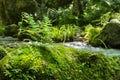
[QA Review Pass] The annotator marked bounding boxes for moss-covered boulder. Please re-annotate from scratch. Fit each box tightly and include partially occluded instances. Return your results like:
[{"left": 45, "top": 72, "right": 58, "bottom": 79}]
[
  {"left": 4, "top": 24, "right": 19, "bottom": 37},
  {"left": 0, "top": 43, "right": 120, "bottom": 80},
  {"left": 18, "top": 30, "right": 41, "bottom": 41},
  {"left": 90, "top": 21, "right": 120, "bottom": 48}
]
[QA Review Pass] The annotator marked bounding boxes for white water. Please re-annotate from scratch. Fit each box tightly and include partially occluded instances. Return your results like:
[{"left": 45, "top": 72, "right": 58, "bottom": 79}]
[
  {"left": 0, "top": 36, "right": 120, "bottom": 56},
  {"left": 64, "top": 41, "right": 120, "bottom": 56}
]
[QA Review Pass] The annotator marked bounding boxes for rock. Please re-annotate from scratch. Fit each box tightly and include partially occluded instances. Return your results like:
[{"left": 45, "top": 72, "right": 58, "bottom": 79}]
[
  {"left": 90, "top": 22, "right": 120, "bottom": 48},
  {"left": 4, "top": 24, "right": 19, "bottom": 37},
  {"left": 17, "top": 30, "right": 41, "bottom": 41},
  {"left": 110, "top": 19, "right": 120, "bottom": 23}
]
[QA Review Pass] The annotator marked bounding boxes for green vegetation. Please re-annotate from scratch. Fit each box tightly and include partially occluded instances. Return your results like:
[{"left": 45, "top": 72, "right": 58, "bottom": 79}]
[
  {"left": 1, "top": 0, "right": 120, "bottom": 80},
  {"left": 0, "top": 43, "right": 120, "bottom": 80},
  {"left": 0, "top": 46, "right": 7, "bottom": 60},
  {"left": 0, "top": 25, "right": 5, "bottom": 36},
  {"left": 85, "top": 24, "right": 103, "bottom": 45},
  {"left": 52, "top": 24, "right": 78, "bottom": 42},
  {"left": 17, "top": 12, "right": 78, "bottom": 42}
]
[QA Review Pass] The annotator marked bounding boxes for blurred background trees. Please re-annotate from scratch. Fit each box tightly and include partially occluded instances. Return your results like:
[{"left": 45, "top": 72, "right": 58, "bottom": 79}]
[{"left": 0, "top": 0, "right": 120, "bottom": 26}]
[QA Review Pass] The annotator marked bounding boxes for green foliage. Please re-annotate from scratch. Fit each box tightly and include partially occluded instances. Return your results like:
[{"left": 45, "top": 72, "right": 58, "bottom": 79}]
[
  {"left": 42, "top": 0, "right": 120, "bottom": 26},
  {"left": 52, "top": 24, "right": 78, "bottom": 42},
  {"left": 47, "top": 4, "right": 78, "bottom": 25},
  {"left": 0, "top": 46, "right": 7, "bottom": 60},
  {"left": 18, "top": 12, "right": 39, "bottom": 41},
  {"left": 85, "top": 24, "right": 102, "bottom": 42},
  {"left": 111, "top": 13, "right": 120, "bottom": 20},
  {"left": 38, "top": 16, "right": 53, "bottom": 43},
  {"left": 0, "top": 43, "right": 120, "bottom": 80},
  {"left": 99, "top": 12, "right": 120, "bottom": 26},
  {"left": 0, "top": 25, "right": 5, "bottom": 36},
  {"left": 19, "top": 12, "right": 37, "bottom": 28},
  {"left": 85, "top": 25, "right": 102, "bottom": 44},
  {"left": 82, "top": 0, "right": 120, "bottom": 26},
  {"left": 4, "top": 54, "right": 37, "bottom": 80},
  {"left": 57, "top": 4, "right": 78, "bottom": 25},
  {"left": 18, "top": 12, "right": 79, "bottom": 43},
  {"left": 18, "top": 12, "right": 53, "bottom": 43},
  {"left": 83, "top": 3, "right": 108, "bottom": 25},
  {"left": 99, "top": 12, "right": 111, "bottom": 26}
]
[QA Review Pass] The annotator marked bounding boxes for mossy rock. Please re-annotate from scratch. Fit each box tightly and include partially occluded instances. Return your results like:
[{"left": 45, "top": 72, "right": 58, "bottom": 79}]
[
  {"left": 4, "top": 24, "right": 19, "bottom": 37},
  {"left": 18, "top": 30, "right": 41, "bottom": 41},
  {"left": 76, "top": 51, "right": 120, "bottom": 80},
  {"left": 0, "top": 43, "right": 120, "bottom": 80},
  {"left": 90, "top": 22, "right": 120, "bottom": 48}
]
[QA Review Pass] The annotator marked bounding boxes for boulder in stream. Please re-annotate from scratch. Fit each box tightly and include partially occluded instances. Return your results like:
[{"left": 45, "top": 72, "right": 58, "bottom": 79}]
[
  {"left": 4, "top": 24, "right": 19, "bottom": 37},
  {"left": 90, "top": 20, "right": 120, "bottom": 48}
]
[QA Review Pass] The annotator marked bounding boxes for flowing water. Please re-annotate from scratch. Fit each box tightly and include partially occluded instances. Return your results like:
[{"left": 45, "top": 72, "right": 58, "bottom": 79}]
[
  {"left": 64, "top": 41, "right": 120, "bottom": 56},
  {"left": 0, "top": 36, "right": 18, "bottom": 44},
  {"left": 0, "top": 36, "right": 120, "bottom": 56}
]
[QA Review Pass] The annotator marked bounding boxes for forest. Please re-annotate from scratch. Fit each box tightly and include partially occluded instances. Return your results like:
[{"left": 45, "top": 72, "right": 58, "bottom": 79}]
[{"left": 0, "top": 0, "right": 120, "bottom": 80}]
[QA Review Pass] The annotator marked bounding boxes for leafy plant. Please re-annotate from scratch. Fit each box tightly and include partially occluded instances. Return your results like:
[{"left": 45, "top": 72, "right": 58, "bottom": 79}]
[
  {"left": 52, "top": 24, "right": 78, "bottom": 42},
  {"left": 4, "top": 54, "right": 38, "bottom": 80},
  {"left": 0, "top": 46, "right": 7, "bottom": 60},
  {"left": 99, "top": 12, "right": 120, "bottom": 26},
  {"left": 38, "top": 16, "right": 53, "bottom": 43},
  {"left": 85, "top": 24, "right": 102, "bottom": 42},
  {"left": 18, "top": 12, "right": 53, "bottom": 43},
  {"left": 18, "top": 12, "right": 38, "bottom": 29},
  {"left": 47, "top": 4, "right": 78, "bottom": 25}
]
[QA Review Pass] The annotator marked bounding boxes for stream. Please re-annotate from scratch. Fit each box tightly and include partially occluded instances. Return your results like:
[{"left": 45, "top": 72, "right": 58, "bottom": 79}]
[
  {"left": 64, "top": 41, "right": 120, "bottom": 56},
  {"left": 0, "top": 36, "right": 120, "bottom": 56}
]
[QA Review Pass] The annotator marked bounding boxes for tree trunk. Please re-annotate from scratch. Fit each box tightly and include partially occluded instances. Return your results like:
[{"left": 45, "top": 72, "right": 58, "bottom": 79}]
[{"left": 73, "top": 0, "right": 83, "bottom": 16}]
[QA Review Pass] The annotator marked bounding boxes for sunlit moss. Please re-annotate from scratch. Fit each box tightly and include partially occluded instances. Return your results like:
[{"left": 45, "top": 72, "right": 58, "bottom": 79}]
[{"left": 0, "top": 43, "right": 120, "bottom": 80}]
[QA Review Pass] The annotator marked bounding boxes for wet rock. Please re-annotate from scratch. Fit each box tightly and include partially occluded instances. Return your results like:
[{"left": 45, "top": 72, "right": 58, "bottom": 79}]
[
  {"left": 90, "top": 21, "right": 120, "bottom": 49},
  {"left": 4, "top": 24, "right": 19, "bottom": 37},
  {"left": 17, "top": 30, "right": 41, "bottom": 41}
]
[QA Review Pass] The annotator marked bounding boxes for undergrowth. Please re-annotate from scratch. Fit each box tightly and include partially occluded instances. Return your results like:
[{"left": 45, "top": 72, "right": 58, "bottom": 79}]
[
  {"left": 52, "top": 24, "right": 78, "bottom": 42},
  {"left": 0, "top": 43, "right": 120, "bottom": 80},
  {"left": 85, "top": 24, "right": 103, "bottom": 44},
  {"left": 18, "top": 12, "right": 79, "bottom": 43}
]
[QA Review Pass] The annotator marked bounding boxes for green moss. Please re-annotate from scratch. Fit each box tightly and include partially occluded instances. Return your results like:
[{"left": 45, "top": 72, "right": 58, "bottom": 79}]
[
  {"left": 0, "top": 25, "right": 5, "bottom": 36},
  {"left": 0, "top": 46, "right": 7, "bottom": 60},
  {"left": 0, "top": 56, "right": 9, "bottom": 79},
  {"left": 0, "top": 43, "right": 120, "bottom": 80},
  {"left": 76, "top": 51, "right": 119, "bottom": 80}
]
